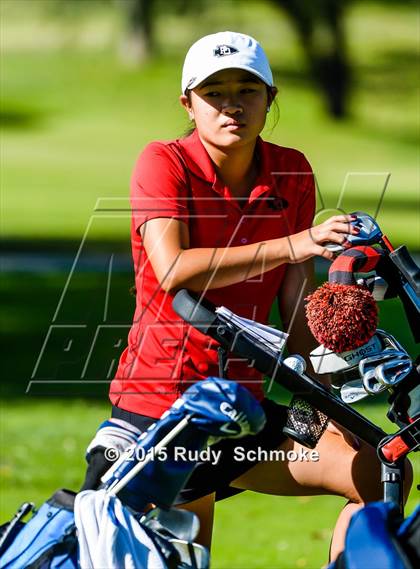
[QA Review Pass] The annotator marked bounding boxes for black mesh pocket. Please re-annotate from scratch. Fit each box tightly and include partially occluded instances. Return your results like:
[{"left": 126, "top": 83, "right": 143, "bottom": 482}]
[{"left": 283, "top": 397, "right": 329, "bottom": 449}]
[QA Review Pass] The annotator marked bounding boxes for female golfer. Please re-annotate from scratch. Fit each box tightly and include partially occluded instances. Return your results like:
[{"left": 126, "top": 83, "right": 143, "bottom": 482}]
[{"left": 98, "top": 32, "right": 410, "bottom": 561}]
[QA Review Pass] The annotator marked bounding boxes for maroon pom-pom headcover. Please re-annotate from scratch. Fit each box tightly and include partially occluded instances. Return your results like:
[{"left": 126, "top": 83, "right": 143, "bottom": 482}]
[{"left": 305, "top": 246, "right": 383, "bottom": 353}]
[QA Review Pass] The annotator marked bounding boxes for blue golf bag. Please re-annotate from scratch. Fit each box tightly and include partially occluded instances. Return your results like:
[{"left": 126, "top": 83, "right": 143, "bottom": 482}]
[
  {"left": 0, "top": 489, "right": 77, "bottom": 569},
  {"left": 0, "top": 378, "right": 265, "bottom": 569},
  {"left": 329, "top": 501, "right": 420, "bottom": 569}
]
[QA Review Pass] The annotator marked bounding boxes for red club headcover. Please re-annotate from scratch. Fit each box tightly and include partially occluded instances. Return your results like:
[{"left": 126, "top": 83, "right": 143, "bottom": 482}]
[
  {"left": 305, "top": 282, "right": 378, "bottom": 352},
  {"left": 305, "top": 246, "right": 382, "bottom": 352}
]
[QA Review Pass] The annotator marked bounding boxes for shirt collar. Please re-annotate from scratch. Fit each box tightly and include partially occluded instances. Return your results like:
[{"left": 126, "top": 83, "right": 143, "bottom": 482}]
[
  {"left": 177, "top": 129, "right": 274, "bottom": 202},
  {"left": 177, "top": 129, "right": 218, "bottom": 185}
]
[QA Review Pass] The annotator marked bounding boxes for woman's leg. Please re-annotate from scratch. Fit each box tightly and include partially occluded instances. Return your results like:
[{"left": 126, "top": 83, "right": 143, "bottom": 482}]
[{"left": 229, "top": 427, "right": 413, "bottom": 561}]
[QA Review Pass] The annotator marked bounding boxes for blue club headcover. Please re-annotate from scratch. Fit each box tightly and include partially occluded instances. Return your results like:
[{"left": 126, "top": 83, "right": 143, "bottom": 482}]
[
  {"left": 181, "top": 377, "right": 267, "bottom": 437},
  {"left": 327, "top": 501, "right": 417, "bottom": 569},
  {"left": 102, "top": 378, "right": 266, "bottom": 511}
]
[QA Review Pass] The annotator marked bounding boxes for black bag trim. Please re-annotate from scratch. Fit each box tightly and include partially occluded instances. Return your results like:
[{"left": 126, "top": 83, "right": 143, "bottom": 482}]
[{"left": 47, "top": 489, "right": 76, "bottom": 512}]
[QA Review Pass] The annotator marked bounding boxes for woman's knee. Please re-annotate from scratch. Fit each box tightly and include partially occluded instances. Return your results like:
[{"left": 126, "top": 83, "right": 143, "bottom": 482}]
[
  {"left": 344, "top": 442, "right": 383, "bottom": 504},
  {"left": 347, "top": 447, "right": 414, "bottom": 506}
]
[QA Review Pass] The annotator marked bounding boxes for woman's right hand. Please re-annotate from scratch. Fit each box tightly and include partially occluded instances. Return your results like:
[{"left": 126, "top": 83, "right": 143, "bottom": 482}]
[{"left": 286, "top": 214, "right": 359, "bottom": 263}]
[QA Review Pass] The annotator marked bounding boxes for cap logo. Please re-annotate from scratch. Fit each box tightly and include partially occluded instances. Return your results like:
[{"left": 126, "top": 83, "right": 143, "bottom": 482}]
[
  {"left": 187, "top": 77, "right": 196, "bottom": 89},
  {"left": 213, "top": 45, "right": 238, "bottom": 57}
]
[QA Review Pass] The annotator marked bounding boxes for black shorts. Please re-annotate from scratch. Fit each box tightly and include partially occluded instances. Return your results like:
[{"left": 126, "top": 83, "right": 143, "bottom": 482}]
[{"left": 112, "top": 398, "right": 289, "bottom": 505}]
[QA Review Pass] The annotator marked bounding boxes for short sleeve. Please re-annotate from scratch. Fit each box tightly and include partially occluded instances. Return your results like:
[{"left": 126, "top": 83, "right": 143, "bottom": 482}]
[
  {"left": 130, "top": 142, "right": 190, "bottom": 233},
  {"left": 294, "top": 154, "right": 316, "bottom": 233}
]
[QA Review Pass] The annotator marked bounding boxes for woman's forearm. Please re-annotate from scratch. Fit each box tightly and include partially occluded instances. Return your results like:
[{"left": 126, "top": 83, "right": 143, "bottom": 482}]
[
  {"left": 142, "top": 215, "right": 357, "bottom": 292},
  {"left": 161, "top": 238, "right": 290, "bottom": 292}
]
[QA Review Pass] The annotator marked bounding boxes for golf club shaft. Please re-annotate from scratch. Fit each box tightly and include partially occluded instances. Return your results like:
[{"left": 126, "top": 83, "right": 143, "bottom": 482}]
[{"left": 107, "top": 416, "right": 191, "bottom": 496}]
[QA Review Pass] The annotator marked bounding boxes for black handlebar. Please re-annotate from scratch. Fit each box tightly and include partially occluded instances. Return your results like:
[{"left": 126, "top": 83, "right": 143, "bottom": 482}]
[
  {"left": 172, "top": 290, "right": 217, "bottom": 334},
  {"left": 390, "top": 245, "right": 420, "bottom": 295},
  {"left": 377, "top": 245, "right": 420, "bottom": 343}
]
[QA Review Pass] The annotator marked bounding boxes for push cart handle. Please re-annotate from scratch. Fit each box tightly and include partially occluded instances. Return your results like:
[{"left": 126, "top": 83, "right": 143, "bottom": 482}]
[
  {"left": 172, "top": 289, "right": 217, "bottom": 334},
  {"left": 173, "top": 289, "right": 387, "bottom": 449}
]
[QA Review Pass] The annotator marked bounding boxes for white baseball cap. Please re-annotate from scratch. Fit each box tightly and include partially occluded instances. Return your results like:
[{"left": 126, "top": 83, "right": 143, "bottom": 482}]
[{"left": 181, "top": 31, "right": 274, "bottom": 94}]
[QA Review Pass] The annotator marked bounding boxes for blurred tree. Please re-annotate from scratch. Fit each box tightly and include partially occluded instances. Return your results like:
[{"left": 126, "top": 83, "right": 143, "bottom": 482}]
[
  {"left": 121, "top": 0, "right": 351, "bottom": 118},
  {"left": 273, "top": 0, "right": 351, "bottom": 118},
  {"left": 118, "top": 0, "right": 154, "bottom": 64},
  {"left": 47, "top": 0, "right": 416, "bottom": 118},
  {"left": 118, "top": 0, "right": 205, "bottom": 64}
]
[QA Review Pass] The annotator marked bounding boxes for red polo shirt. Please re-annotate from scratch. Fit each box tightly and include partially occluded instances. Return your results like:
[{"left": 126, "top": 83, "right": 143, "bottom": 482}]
[{"left": 110, "top": 130, "right": 315, "bottom": 418}]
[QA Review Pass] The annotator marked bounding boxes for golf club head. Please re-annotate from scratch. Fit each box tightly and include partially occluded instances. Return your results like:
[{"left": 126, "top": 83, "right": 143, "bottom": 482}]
[
  {"left": 324, "top": 242, "right": 346, "bottom": 254},
  {"left": 346, "top": 212, "right": 383, "bottom": 247},
  {"left": 376, "top": 359, "right": 413, "bottom": 387},
  {"left": 324, "top": 212, "right": 383, "bottom": 253},
  {"left": 359, "top": 349, "right": 407, "bottom": 376},
  {"left": 340, "top": 380, "right": 370, "bottom": 404},
  {"left": 362, "top": 368, "right": 388, "bottom": 395},
  {"left": 375, "top": 329, "right": 406, "bottom": 353},
  {"left": 356, "top": 275, "right": 389, "bottom": 301}
]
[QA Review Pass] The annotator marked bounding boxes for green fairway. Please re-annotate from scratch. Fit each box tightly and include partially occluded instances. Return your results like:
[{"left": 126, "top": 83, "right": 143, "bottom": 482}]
[
  {"left": 1, "top": 398, "right": 418, "bottom": 568},
  {"left": 1, "top": 269, "right": 419, "bottom": 568},
  {"left": 1, "top": 265, "right": 419, "bottom": 567}
]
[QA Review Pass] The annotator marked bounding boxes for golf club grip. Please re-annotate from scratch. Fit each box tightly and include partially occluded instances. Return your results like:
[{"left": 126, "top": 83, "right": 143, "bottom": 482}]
[{"left": 172, "top": 290, "right": 386, "bottom": 448}]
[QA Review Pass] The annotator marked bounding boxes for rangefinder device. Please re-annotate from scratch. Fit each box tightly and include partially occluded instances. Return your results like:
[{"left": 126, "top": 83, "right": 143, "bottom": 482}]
[{"left": 282, "top": 356, "right": 329, "bottom": 449}]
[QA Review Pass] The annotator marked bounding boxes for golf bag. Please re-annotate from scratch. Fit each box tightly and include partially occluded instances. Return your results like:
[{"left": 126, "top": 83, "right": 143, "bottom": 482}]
[
  {"left": 0, "top": 489, "right": 77, "bottom": 569},
  {"left": 328, "top": 502, "right": 420, "bottom": 569},
  {"left": 0, "top": 377, "right": 266, "bottom": 569}
]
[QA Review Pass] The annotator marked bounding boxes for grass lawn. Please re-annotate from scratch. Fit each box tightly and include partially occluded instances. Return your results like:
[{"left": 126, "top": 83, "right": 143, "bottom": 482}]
[
  {"left": 1, "top": 398, "right": 418, "bottom": 568},
  {"left": 1, "top": 270, "right": 419, "bottom": 567},
  {"left": 1, "top": 2, "right": 419, "bottom": 567}
]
